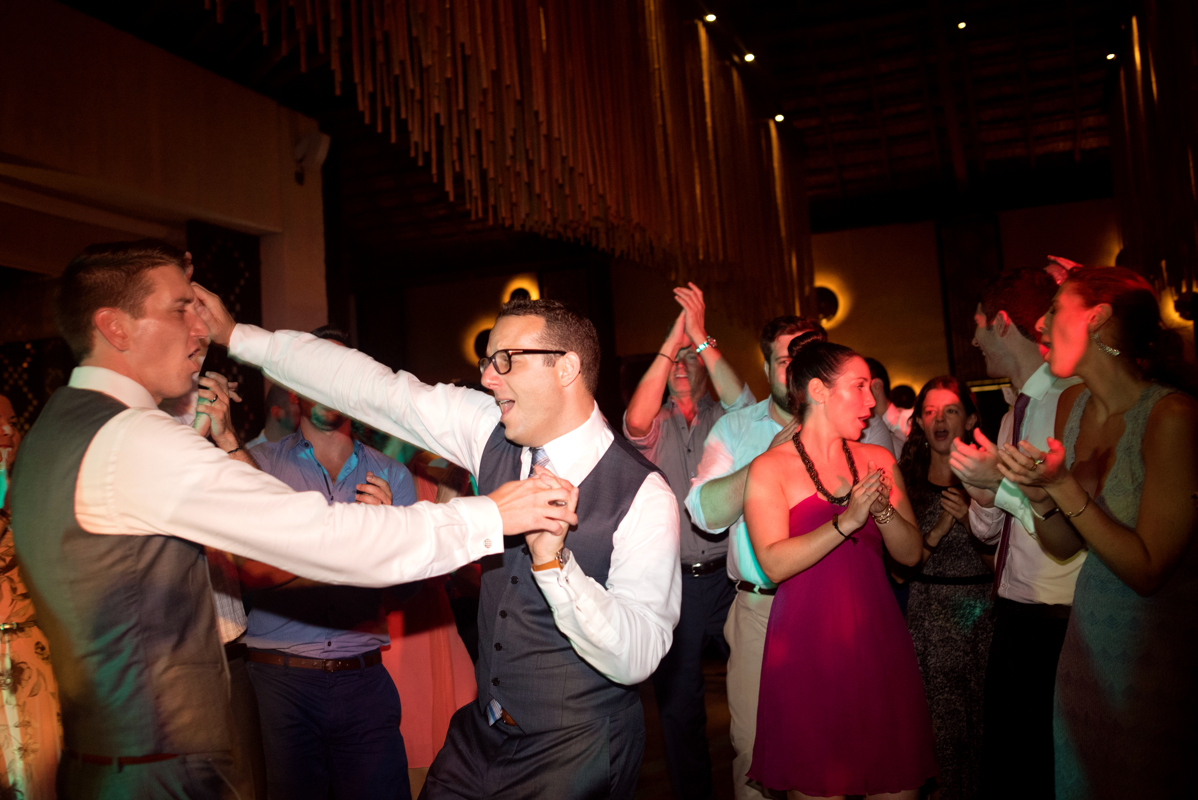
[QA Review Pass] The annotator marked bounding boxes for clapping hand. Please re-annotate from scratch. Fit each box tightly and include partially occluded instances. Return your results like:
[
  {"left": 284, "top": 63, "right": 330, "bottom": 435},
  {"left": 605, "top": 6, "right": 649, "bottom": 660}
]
[
  {"left": 842, "top": 465, "right": 885, "bottom": 532},
  {"left": 949, "top": 429, "right": 1002, "bottom": 490},
  {"left": 674, "top": 282, "right": 709, "bottom": 349},
  {"left": 940, "top": 487, "right": 970, "bottom": 523},
  {"left": 996, "top": 439, "right": 1067, "bottom": 502}
]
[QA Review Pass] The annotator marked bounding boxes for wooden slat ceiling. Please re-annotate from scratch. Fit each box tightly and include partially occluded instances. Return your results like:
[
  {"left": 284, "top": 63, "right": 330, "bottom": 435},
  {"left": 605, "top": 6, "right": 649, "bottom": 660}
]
[
  {"left": 61, "top": 0, "right": 1121, "bottom": 251},
  {"left": 710, "top": 0, "right": 1119, "bottom": 203}
]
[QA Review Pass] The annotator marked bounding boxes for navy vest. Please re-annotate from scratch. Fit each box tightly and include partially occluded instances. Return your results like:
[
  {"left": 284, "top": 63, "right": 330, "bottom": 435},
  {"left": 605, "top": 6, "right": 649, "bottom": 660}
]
[
  {"left": 474, "top": 422, "right": 659, "bottom": 733},
  {"left": 10, "top": 388, "right": 231, "bottom": 755}
]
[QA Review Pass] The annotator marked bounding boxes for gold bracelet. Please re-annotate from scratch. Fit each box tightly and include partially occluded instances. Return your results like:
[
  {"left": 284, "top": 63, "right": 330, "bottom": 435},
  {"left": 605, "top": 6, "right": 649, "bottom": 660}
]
[
  {"left": 1063, "top": 493, "right": 1091, "bottom": 518},
  {"left": 872, "top": 504, "right": 897, "bottom": 525}
]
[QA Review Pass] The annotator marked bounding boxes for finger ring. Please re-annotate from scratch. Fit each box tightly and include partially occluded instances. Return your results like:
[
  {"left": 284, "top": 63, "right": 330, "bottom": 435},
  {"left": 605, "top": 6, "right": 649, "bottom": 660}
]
[
  {"left": 1033, "top": 458, "right": 1045, "bottom": 467},
  {"left": 548, "top": 499, "right": 567, "bottom": 507}
]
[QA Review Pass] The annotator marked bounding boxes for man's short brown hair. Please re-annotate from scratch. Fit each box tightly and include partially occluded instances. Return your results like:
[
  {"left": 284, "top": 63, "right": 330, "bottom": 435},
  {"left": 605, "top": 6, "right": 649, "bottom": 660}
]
[
  {"left": 496, "top": 298, "right": 601, "bottom": 395},
  {"left": 758, "top": 315, "right": 826, "bottom": 361},
  {"left": 54, "top": 240, "right": 188, "bottom": 361},
  {"left": 979, "top": 268, "right": 1058, "bottom": 341}
]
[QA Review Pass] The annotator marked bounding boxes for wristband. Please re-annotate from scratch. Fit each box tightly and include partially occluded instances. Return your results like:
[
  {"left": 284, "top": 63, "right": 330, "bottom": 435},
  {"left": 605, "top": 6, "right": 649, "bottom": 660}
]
[
  {"left": 693, "top": 336, "right": 717, "bottom": 355},
  {"left": 1031, "top": 505, "right": 1060, "bottom": 521}
]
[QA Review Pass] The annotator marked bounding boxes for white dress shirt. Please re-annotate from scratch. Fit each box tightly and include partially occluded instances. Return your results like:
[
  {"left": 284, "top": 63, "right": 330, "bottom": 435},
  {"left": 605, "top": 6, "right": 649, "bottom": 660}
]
[
  {"left": 71, "top": 366, "right": 503, "bottom": 587},
  {"left": 229, "top": 324, "right": 682, "bottom": 686},
  {"left": 684, "top": 397, "right": 781, "bottom": 587},
  {"left": 968, "top": 363, "right": 1086, "bottom": 605}
]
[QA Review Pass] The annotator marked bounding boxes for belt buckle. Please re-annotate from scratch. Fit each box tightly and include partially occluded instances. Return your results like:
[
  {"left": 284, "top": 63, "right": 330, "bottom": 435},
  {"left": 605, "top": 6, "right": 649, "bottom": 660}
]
[{"left": 321, "top": 659, "right": 336, "bottom": 673}]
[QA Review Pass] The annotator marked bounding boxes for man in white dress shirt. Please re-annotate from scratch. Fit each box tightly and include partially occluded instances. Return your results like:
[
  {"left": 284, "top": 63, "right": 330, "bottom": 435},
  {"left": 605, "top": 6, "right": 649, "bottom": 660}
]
[
  {"left": 10, "top": 241, "right": 574, "bottom": 799},
  {"left": 196, "top": 291, "right": 682, "bottom": 799},
  {"left": 948, "top": 268, "right": 1085, "bottom": 800}
]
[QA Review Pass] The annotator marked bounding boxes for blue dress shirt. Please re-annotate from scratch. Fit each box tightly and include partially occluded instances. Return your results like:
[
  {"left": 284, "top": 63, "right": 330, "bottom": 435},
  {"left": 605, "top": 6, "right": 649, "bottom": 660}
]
[{"left": 245, "top": 431, "right": 417, "bottom": 658}]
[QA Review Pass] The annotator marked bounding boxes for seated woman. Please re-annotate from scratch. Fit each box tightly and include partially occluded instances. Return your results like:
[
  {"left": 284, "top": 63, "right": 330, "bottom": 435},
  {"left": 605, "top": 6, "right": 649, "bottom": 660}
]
[
  {"left": 899, "top": 377, "right": 993, "bottom": 800},
  {"left": 996, "top": 266, "right": 1198, "bottom": 800},
  {"left": 745, "top": 334, "right": 937, "bottom": 800}
]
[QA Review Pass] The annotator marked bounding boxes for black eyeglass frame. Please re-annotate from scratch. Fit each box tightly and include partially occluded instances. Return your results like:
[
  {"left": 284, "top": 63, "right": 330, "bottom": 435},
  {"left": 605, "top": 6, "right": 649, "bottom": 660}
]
[{"left": 478, "top": 348, "right": 567, "bottom": 375}]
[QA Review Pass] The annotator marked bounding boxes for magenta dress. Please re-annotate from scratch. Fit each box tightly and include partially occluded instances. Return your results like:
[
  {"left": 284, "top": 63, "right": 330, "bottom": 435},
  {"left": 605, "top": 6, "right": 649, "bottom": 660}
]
[{"left": 748, "top": 496, "right": 938, "bottom": 796}]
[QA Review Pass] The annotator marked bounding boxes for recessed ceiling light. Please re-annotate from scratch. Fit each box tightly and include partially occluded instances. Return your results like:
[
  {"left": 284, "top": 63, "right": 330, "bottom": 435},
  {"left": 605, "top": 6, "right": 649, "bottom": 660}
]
[
  {"left": 705, "top": 13, "right": 716, "bottom": 22},
  {"left": 958, "top": 21, "right": 967, "bottom": 29},
  {"left": 775, "top": 114, "right": 784, "bottom": 122},
  {"left": 744, "top": 53, "right": 755, "bottom": 62},
  {"left": 1107, "top": 53, "right": 1116, "bottom": 60}
]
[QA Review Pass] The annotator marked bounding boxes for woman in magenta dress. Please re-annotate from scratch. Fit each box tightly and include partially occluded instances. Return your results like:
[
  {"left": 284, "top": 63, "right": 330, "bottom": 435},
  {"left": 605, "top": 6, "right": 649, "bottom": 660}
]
[{"left": 745, "top": 334, "right": 937, "bottom": 799}]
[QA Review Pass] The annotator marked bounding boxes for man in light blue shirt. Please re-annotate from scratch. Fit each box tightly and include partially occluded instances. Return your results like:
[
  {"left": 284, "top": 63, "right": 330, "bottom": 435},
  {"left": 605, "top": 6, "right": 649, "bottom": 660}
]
[
  {"left": 244, "top": 326, "right": 418, "bottom": 800},
  {"left": 685, "top": 315, "right": 824, "bottom": 800}
]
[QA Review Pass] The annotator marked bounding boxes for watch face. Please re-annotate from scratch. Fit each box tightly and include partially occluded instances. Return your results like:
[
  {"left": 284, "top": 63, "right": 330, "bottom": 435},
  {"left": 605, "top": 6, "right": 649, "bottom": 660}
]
[{"left": 556, "top": 548, "right": 570, "bottom": 568}]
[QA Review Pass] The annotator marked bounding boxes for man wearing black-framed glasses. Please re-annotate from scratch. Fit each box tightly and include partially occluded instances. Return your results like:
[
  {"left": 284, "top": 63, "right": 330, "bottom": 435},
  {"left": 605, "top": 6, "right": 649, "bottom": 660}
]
[{"left": 203, "top": 293, "right": 682, "bottom": 800}]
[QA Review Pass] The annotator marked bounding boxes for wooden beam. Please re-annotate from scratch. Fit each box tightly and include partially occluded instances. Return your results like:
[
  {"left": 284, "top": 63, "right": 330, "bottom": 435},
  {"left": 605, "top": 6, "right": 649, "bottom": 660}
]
[
  {"left": 857, "top": 19, "right": 893, "bottom": 186},
  {"left": 1014, "top": 2, "right": 1037, "bottom": 167},
  {"left": 929, "top": 0, "right": 968, "bottom": 188},
  {"left": 913, "top": 15, "right": 944, "bottom": 175},
  {"left": 805, "top": 31, "right": 845, "bottom": 198},
  {"left": 1066, "top": 0, "right": 1084, "bottom": 163}
]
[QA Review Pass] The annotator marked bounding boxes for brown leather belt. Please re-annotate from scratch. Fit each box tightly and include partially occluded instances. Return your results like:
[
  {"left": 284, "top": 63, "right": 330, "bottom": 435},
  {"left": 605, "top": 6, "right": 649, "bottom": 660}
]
[
  {"left": 64, "top": 749, "right": 178, "bottom": 767},
  {"left": 247, "top": 649, "right": 382, "bottom": 672},
  {"left": 683, "top": 556, "right": 727, "bottom": 577},
  {"left": 735, "top": 580, "right": 776, "bottom": 596}
]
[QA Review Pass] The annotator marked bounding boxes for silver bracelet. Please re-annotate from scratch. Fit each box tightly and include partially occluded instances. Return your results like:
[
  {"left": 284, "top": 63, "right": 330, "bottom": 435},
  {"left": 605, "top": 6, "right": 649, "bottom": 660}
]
[{"left": 871, "top": 504, "right": 897, "bottom": 525}]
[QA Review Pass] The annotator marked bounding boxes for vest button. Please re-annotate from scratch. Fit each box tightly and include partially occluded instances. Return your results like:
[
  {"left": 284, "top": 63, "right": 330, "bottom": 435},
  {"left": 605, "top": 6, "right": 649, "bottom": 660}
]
[
  {"left": 499, "top": 610, "right": 508, "bottom": 618},
  {"left": 521, "top": 545, "right": 529, "bottom": 555},
  {"left": 492, "top": 677, "right": 500, "bottom": 686},
  {"left": 510, "top": 575, "right": 519, "bottom": 585},
  {"left": 494, "top": 642, "right": 503, "bottom": 651}
]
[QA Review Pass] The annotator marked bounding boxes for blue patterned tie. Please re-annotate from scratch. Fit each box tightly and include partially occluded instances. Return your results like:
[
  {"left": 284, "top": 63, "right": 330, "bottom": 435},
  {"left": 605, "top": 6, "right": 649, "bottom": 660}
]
[{"left": 528, "top": 446, "right": 552, "bottom": 477}]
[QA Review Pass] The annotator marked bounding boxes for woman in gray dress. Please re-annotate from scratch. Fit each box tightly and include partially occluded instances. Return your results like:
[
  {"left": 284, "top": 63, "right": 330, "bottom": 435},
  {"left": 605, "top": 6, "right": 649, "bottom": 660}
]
[
  {"left": 996, "top": 266, "right": 1198, "bottom": 800},
  {"left": 899, "top": 377, "right": 993, "bottom": 800}
]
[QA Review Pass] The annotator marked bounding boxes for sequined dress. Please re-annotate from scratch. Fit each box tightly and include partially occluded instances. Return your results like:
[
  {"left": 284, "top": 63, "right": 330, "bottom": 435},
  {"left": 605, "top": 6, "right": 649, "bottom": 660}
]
[
  {"left": 1055, "top": 384, "right": 1198, "bottom": 799},
  {"left": 905, "top": 479, "right": 994, "bottom": 800}
]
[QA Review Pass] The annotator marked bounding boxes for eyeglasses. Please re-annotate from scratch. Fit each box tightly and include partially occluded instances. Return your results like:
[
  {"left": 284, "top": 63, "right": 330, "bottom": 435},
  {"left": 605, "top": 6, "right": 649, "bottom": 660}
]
[{"left": 478, "top": 349, "right": 567, "bottom": 375}]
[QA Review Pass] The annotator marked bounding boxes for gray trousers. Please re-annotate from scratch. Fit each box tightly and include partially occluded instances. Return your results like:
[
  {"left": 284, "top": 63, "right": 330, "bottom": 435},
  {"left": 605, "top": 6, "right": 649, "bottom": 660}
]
[{"left": 420, "top": 701, "right": 645, "bottom": 800}]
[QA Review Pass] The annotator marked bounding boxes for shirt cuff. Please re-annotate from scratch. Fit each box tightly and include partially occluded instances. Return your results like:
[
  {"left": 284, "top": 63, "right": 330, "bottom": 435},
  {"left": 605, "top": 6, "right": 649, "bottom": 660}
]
[
  {"left": 228, "top": 323, "right": 269, "bottom": 366},
  {"left": 994, "top": 478, "right": 1036, "bottom": 534},
  {"left": 531, "top": 556, "right": 619, "bottom": 649},
  {"left": 455, "top": 496, "right": 506, "bottom": 559},
  {"left": 967, "top": 499, "right": 1004, "bottom": 544}
]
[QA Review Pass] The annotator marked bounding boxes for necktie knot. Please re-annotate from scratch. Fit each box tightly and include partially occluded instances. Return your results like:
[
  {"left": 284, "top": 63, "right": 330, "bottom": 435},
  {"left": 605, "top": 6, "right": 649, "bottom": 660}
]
[{"left": 528, "top": 446, "right": 551, "bottom": 478}]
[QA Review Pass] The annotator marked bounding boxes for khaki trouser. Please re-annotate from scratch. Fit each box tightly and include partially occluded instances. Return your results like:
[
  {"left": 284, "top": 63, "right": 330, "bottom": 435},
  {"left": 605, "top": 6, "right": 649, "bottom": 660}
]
[{"left": 723, "top": 589, "right": 781, "bottom": 800}]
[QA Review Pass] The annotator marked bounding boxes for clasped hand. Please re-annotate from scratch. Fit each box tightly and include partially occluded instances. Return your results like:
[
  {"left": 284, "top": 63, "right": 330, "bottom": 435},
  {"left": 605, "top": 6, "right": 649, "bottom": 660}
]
[
  {"left": 841, "top": 461, "right": 891, "bottom": 532},
  {"left": 488, "top": 467, "right": 580, "bottom": 563},
  {"left": 995, "top": 438, "right": 1068, "bottom": 502}
]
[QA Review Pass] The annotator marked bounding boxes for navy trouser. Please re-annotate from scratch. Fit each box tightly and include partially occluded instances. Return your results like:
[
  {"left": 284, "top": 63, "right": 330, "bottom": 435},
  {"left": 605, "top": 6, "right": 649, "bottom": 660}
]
[
  {"left": 247, "top": 658, "right": 411, "bottom": 800},
  {"left": 651, "top": 570, "right": 735, "bottom": 800}
]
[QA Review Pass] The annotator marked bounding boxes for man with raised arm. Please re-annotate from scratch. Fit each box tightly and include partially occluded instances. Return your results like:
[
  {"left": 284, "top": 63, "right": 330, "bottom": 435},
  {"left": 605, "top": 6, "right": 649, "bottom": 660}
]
[
  {"left": 948, "top": 268, "right": 1085, "bottom": 800},
  {"left": 197, "top": 289, "right": 681, "bottom": 800},
  {"left": 9, "top": 241, "right": 573, "bottom": 800},
  {"left": 684, "top": 315, "right": 825, "bottom": 800},
  {"left": 623, "top": 283, "right": 752, "bottom": 800}
]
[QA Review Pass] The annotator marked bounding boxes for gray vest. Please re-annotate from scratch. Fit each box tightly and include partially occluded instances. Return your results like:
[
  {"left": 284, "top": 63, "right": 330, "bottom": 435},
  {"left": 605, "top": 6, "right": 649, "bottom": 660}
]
[
  {"left": 10, "top": 388, "right": 231, "bottom": 755},
  {"left": 474, "top": 422, "right": 659, "bottom": 733}
]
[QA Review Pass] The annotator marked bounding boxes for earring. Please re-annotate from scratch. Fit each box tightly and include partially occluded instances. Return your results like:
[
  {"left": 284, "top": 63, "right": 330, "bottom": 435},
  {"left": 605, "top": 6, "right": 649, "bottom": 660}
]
[{"left": 1090, "top": 330, "right": 1121, "bottom": 357}]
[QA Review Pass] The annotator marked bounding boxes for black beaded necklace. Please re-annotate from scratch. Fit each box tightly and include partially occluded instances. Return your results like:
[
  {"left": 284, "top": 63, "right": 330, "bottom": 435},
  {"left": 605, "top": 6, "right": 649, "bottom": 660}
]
[{"left": 792, "top": 432, "right": 859, "bottom": 506}]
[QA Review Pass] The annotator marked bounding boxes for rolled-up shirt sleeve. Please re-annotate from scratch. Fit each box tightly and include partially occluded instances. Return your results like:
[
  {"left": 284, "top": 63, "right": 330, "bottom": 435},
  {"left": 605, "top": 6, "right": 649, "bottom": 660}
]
[
  {"left": 530, "top": 472, "right": 681, "bottom": 685},
  {"left": 969, "top": 498, "right": 1005, "bottom": 545},
  {"left": 230, "top": 324, "right": 497, "bottom": 474},
  {"left": 621, "top": 408, "right": 664, "bottom": 459},
  {"left": 684, "top": 416, "right": 735, "bottom": 534},
  {"left": 75, "top": 408, "right": 503, "bottom": 587}
]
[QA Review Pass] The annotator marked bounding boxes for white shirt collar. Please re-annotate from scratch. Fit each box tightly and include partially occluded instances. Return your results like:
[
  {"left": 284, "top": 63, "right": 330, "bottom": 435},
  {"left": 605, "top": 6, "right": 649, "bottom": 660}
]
[
  {"left": 1020, "top": 362, "right": 1060, "bottom": 401},
  {"left": 68, "top": 366, "right": 158, "bottom": 410},
  {"left": 531, "top": 402, "right": 613, "bottom": 486}
]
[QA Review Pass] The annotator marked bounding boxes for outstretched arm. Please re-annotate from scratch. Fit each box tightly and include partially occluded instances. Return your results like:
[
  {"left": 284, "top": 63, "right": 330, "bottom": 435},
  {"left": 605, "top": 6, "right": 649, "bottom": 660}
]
[
  {"left": 625, "top": 310, "right": 687, "bottom": 438},
  {"left": 194, "top": 283, "right": 497, "bottom": 474}
]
